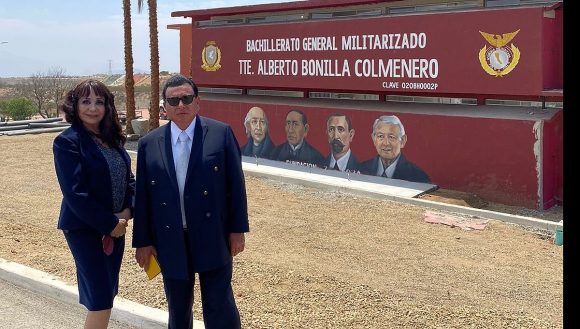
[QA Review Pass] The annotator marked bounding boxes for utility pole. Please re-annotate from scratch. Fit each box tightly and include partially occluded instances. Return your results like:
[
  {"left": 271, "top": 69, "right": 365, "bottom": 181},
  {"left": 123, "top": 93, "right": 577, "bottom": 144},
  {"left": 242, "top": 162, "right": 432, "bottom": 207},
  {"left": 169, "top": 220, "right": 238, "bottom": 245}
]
[{"left": 108, "top": 59, "right": 112, "bottom": 75}]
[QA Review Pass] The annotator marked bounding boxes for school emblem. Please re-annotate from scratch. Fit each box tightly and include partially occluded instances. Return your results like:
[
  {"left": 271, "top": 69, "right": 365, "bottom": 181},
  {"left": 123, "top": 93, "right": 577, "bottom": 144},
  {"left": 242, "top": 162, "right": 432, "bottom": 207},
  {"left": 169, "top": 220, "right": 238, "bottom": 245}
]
[
  {"left": 201, "top": 41, "right": 222, "bottom": 72},
  {"left": 478, "top": 29, "right": 521, "bottom": 77}
]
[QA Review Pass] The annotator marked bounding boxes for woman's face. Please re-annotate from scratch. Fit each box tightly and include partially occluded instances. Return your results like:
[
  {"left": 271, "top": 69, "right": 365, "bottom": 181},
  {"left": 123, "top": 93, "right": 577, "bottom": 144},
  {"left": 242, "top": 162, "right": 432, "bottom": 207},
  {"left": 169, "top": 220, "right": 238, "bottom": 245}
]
[{"left": 77, "top": 89, "right": 105, "bottom": 133}]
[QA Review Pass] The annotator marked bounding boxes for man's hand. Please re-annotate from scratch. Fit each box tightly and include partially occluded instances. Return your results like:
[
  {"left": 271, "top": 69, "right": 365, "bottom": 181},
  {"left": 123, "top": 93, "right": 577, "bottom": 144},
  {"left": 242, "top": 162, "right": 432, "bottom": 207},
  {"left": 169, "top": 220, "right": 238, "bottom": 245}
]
[
  {"left": 110, "top": 219, "right": 128, "bottom": 237},
  {"left": 229, "top": 233, "right": 245, "bottom": 256},
  {"left": 135, "top": 246, "right": 157, "bottom": 269}
]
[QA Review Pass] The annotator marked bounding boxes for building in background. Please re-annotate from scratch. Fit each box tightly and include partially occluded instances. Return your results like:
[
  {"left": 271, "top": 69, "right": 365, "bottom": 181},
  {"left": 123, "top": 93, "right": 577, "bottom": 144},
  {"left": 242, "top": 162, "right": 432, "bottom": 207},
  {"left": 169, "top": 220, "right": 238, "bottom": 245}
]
[{"left": 169, "top": 0, "right": 563, "bottom": 209}]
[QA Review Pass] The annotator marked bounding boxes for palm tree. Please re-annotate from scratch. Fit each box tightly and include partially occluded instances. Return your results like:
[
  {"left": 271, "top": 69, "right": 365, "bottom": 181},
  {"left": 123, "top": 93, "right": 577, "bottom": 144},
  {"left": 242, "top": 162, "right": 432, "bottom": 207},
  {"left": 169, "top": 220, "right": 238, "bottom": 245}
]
[
  {"left": 123, "top": 0, "right": 136, "bottom": 135},
  {"left": 144, "top": 0, "right": 160, "bottom": 130},
  {"left": 126, "top": 0, "right": 160, "bottom": 133}
]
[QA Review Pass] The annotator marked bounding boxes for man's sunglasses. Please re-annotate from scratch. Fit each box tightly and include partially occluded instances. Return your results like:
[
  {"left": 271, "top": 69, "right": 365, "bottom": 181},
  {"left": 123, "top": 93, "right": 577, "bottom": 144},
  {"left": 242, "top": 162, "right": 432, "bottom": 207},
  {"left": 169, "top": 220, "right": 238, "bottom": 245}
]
[{"left": 166, "top": 94, "right": 195, "bottom": 106}]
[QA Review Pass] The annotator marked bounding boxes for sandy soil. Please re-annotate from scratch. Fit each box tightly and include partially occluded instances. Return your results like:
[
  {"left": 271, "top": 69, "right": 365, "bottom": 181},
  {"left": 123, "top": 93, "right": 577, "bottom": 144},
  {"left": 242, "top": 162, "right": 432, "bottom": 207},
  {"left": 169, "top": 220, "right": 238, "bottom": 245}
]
[{"left": 0, "top": 133, "right": 563, "bottom": 328}]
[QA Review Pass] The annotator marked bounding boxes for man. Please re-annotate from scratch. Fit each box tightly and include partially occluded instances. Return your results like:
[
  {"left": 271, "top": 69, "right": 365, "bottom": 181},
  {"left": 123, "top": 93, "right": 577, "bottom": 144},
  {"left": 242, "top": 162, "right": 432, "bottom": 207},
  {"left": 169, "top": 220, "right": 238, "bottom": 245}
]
[
  {"left": 325, "top": 113, "right": 359, "bottom": 172},
  {"left": 133, "top": 75, "right": 248, "bottom": 329},
  {"left": 241, "top": 106, "right": 275, "bottom": 158},
  {"left": 270, "top": 109, "right": 325, "bottom": 167},
  {"left": 358, "top": 115, "right": 431, "bottom": 183}
]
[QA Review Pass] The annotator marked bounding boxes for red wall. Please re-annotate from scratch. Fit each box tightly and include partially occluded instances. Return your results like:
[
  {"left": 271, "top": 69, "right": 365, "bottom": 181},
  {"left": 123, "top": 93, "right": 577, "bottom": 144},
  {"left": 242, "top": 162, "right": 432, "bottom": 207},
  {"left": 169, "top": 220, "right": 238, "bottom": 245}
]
[
  {"left": 542, "top": 6, "right": 563, "bottom": 90},
  {"left": 174, "top": 4, "right": 563, "bottom": 209},
  {"left": 542, "top": 110, "right": 563, "bottom": 208},
  {"left": 188, "top": 6, "right": 554, "bottom": 98},
  {"left": 198, "top": 95, "right": 560, "bottom": 208},
  {"left": 180, "top": 26, "right": 192, "bottom": 79}
]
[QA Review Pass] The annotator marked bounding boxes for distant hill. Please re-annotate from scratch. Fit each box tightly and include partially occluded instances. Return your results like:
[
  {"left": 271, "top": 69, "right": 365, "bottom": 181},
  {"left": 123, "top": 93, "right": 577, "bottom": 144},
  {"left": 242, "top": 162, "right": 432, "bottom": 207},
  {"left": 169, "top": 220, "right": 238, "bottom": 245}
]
[{"left": 108, "top": 67, "right": 149, "bottom": 75}]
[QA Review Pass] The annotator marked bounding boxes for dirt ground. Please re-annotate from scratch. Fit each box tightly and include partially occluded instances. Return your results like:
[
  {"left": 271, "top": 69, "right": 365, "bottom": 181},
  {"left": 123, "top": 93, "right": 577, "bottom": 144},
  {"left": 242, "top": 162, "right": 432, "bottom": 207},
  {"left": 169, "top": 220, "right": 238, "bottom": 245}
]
[{"left": 0, "top": 133, "right": 563, "bottom": 328}]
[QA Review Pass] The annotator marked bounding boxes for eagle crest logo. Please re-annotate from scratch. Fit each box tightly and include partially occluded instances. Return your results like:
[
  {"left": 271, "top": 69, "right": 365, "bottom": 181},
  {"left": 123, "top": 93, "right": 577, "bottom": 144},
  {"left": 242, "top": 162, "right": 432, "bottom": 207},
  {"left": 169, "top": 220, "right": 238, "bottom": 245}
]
[
  {"left": 201, "top": 41, "right": 222, "bottom": 72},
  {"left": 478, "top": 30, "right": 521, "bottom": 77}
]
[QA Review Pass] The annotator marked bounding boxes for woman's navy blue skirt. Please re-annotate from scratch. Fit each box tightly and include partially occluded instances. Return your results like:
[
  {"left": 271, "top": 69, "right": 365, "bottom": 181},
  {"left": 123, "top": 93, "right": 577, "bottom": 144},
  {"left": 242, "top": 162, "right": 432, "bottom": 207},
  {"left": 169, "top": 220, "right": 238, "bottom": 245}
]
[{"left": 63, "top": 229, "right": 125, "bottom": 311}]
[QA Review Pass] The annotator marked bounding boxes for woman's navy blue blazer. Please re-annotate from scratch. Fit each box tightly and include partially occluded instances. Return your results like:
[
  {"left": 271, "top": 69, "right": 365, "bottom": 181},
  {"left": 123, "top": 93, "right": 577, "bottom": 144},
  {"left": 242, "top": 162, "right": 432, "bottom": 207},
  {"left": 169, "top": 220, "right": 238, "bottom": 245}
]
[{"left": 53, "top": 123, "right": 135, "bottom": 235}]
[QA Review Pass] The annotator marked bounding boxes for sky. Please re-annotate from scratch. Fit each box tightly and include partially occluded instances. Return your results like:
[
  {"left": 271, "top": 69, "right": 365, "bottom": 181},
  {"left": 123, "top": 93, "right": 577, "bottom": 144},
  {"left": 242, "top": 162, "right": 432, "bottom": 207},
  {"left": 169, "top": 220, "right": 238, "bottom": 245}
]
[{"left": 0, "top": 0, "right": 294, "bottom": 78}]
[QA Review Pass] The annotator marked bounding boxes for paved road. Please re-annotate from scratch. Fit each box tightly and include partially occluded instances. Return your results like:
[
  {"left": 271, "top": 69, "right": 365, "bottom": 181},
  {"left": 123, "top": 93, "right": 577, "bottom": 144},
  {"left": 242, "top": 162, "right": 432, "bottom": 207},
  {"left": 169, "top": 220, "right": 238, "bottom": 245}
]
[
  {"left": 0, "top": 259, "right": 203, "bottom": 329},
  {"left": 0, "top": 279, "right": 138, "bottom": 329}
]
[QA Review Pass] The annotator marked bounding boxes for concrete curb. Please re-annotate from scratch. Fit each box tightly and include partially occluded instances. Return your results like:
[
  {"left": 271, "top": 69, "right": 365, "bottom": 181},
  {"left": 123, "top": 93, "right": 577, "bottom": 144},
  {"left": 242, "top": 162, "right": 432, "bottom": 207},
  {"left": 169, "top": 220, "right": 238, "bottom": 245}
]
[
  {"left": 0, "top": 258, "right": 205, "bottom": 329},
  {"left": 239, "top": 158, "right": 562, "bottom": 232}
]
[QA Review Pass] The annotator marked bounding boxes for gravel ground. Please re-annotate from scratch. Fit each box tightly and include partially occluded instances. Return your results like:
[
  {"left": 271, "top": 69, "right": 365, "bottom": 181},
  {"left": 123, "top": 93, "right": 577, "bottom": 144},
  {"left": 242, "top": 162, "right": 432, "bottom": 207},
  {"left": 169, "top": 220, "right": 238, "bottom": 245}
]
[{"left": 0, "top": 133, "right": 563, "bottom": 328}]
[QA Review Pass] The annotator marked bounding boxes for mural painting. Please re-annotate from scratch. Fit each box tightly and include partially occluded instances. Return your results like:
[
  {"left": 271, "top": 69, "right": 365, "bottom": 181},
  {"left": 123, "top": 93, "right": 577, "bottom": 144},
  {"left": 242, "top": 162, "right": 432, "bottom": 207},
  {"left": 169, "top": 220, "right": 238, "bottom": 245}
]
[{"left": 239, "top": 106, "right": 430, "bottom": 184}]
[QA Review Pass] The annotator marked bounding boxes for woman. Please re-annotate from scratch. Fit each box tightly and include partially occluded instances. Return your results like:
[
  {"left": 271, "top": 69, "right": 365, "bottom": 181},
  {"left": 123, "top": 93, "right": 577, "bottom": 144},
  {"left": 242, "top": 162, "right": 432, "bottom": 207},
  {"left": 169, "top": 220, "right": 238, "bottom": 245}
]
[{"left": 53, "top": 79, "right": 134, "bottom": 329}]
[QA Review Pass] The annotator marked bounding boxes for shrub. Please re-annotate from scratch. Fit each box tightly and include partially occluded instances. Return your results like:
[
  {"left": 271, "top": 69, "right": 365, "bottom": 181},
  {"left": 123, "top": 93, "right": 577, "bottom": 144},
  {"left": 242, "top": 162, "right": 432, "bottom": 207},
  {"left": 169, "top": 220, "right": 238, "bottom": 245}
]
[
  {"left": 1, "top": 97, "right": 37, "bottom": 121},
  {"left": 0, "top": 100, "right": 7, "bottom": 121}
]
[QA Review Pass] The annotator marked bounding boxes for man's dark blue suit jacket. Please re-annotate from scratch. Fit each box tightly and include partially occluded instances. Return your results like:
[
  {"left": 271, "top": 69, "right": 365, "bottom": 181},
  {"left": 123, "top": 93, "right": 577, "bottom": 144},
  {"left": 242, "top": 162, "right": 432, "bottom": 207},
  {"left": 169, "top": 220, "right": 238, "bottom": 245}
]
[{"left": 132, "top": 116, "right": 249, "bottom": 280}]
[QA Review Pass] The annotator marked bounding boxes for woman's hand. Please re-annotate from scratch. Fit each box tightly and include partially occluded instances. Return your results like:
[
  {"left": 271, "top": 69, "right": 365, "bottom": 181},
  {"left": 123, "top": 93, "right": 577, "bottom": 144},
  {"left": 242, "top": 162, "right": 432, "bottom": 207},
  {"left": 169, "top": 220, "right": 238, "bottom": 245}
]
[
  {"left": 115, "top": 208, "right": 132, "bottom": 220},
  {"left": 110, "top": 218, "right": 128, "bottom": 237}
]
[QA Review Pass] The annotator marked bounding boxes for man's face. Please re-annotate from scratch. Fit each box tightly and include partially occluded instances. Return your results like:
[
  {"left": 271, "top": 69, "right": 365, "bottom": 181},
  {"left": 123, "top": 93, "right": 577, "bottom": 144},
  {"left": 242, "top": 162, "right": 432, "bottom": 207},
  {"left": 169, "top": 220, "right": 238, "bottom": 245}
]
[
  {"left": 327, "top": 115, "right": 354, "bottom": 157},
  {"left": 373, "top": 122, "right": 407, "bottom": 162},
  {"left": 247, "top": 107, "right": 268, "bottom": 143},
  {"left": 165, "top": 83, "right": 199, "bottom": 130},
  {"left": 285, "top": 111, "right": 307, "bottom": 146}
]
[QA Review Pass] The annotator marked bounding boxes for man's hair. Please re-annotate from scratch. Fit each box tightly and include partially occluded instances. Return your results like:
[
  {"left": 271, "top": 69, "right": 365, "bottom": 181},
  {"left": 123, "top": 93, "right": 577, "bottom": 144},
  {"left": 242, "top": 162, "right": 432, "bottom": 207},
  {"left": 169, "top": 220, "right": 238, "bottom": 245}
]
[
  {"left": 326, "top": 113, "right": 353, "bottom": 131},
  {"left": 287, "top": 109, "right": 307, "bottom": 125},
  {"left": 371, "top": 115, "right": 405, "bottom": 138},
  {"left": 162, "top": 74, "right": 198, "bottom": 99},
  {"left": 243, "top": 106, "right": 268, "bottom": 135}
]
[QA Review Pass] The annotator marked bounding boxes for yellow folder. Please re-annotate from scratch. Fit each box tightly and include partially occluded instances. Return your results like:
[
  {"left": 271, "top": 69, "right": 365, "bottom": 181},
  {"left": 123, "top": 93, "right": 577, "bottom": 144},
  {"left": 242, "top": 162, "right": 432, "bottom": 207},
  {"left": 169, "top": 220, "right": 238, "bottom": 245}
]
[{"left": 145, "top": 254, "right": 161, "bottom": 280}]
